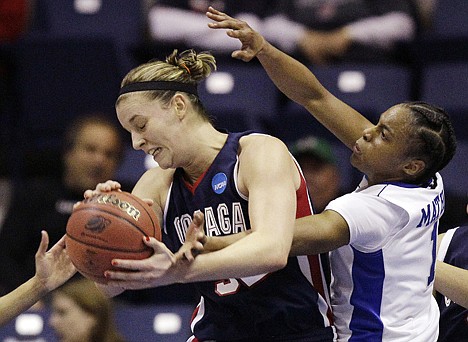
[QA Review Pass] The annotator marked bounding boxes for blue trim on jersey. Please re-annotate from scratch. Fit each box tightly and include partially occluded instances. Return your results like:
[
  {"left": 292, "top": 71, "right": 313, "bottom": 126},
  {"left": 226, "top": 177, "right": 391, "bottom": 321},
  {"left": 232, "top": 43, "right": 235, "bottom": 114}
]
[
  {"left": 349, "top": 247, "right": 384, "bottom": 342},
  {"left": 363, "top": 174, "right": 437, "bottom": 189},
  {"left": 437, "top": 226, "right": 468, "bottom": 342}
]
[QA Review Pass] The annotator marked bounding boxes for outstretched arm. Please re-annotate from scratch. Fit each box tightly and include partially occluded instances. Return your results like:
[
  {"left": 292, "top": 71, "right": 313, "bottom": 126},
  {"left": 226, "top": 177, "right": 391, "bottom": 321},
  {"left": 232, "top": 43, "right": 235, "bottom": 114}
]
[
  {"left": 185, "top": 210, "right": 349, "bottom": 257},
  {"left": 0, "top": 231, "right": 76, "bottom": 327},
  {"left": 434, "top": 261, "right": 468, "bottom": 309},
  {"left": 434, "top": 231, "right": 468, "bottom": 309},
  {"left": 206, "top": 6, "right": 372, "bottom": 149}
]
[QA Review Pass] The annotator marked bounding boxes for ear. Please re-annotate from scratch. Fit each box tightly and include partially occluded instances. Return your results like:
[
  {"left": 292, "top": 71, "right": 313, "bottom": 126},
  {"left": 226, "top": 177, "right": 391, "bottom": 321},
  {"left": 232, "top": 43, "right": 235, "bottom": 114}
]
[
  {"left": 403, "top": 159, "right": 426, "bottom": 177},
  {"left": 172, "top": 94, "right": 187, "bottom": 119}
]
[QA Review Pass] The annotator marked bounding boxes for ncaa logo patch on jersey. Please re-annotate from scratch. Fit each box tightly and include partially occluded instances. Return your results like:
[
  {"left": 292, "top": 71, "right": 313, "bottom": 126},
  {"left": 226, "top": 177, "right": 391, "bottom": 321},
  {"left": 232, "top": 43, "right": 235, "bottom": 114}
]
[{"left": 212, "top": 173, "right": 227, "bottom": 194}]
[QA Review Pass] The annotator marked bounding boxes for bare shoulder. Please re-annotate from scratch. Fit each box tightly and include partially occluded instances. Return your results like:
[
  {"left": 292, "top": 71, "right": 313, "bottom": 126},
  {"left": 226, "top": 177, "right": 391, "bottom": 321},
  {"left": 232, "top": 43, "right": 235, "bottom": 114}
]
[
  {"left": 133, "top": 167, "right": 175, "bottom": 215},
  {"left": 237, "top": 133, "right": 300, "bottom": 190},
  {"left": 239, "top": 133, "right": 289, "bottom": 156}
]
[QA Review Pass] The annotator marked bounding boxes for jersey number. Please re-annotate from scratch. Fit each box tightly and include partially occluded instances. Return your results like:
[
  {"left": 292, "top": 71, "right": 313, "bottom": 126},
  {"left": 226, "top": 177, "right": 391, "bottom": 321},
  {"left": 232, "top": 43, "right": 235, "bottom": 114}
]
[
  {"left": 215, "top": 274, "right": 267, "bottom": 296},
  {"left": 427, "top": 222, "right": 438, "bottom": 285}
]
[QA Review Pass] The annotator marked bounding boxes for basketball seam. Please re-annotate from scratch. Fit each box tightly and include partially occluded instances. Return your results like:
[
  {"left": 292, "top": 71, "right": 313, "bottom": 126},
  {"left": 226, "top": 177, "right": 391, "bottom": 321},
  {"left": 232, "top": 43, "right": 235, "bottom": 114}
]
[
  {"left": 71, "top": 205, "right": 150, "bottom": 236},
  {"left": 66, "top": 233, "right": 150, "bottom": 253}
]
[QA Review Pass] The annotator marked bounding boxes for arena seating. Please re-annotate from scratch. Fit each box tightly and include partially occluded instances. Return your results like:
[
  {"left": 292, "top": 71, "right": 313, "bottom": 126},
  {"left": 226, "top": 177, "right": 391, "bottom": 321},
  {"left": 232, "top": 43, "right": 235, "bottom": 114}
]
[
  {"left": 263, "top": 63, "right": 414, "bottom": 145},
  {"left": 198, "top": 59, "right": 280, "bottom": 133},
  {"left": 32, "top": 0, "right": 146, "bottom": 73},
  {"left": 0, "top": 304, "right": 195, "bottom": 342},
  {"left": 420, "top": 62, "right": 468, "bottom": 140},
  {"left": 11, "top": 35, "right": 122, "bottom": 178}
]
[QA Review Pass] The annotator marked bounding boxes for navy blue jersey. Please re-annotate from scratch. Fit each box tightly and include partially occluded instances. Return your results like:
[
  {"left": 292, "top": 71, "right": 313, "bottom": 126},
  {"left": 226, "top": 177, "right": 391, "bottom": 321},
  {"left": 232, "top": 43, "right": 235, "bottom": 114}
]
[
  {"left": 436, "top": 226, "right": 468, "bottom": 342},
  {"left": 163, "top": 132, "right": 334, "bottom": 341}
]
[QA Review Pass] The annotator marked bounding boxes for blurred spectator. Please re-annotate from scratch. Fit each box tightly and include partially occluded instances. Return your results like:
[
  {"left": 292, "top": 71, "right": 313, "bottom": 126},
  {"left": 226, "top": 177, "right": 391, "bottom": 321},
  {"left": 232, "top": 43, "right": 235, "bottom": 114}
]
[
  {"left": 0, "top": 0, "right": 31, "bottom": 43},
  {"left": 147, "top": 0, "right": 270, "bottom": 53},
  {"left": 0, "top": 114, "right": 127, "bottom": 295},
  {"left": 289, "top": 135, "right": 343, "bottom": 213},
  {"left": 262, "top": 0, "right": 422, "bottom": 65},
  {"left": 49, "top": 278, "right": 126, "bottom": 342},
  {"left": 147, "top": 0, "right": 422, "bottom": 64}
]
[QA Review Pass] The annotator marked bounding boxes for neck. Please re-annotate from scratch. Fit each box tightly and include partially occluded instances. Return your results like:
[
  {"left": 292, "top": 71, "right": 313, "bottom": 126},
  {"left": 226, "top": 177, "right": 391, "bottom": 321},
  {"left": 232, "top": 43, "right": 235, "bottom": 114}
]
[{"left": 182, "top": 125, "right": 228, "bottom": 183}]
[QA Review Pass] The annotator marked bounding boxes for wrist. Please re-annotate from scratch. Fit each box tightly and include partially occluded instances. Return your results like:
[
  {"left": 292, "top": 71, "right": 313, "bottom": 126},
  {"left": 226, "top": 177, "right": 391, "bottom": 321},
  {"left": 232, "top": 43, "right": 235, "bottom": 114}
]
[
  {"left": 28, "top": 276, "right": 49, "bottom": 297},
  {"left": 256, "top": 37, "right": 271, "bottom": 59}
]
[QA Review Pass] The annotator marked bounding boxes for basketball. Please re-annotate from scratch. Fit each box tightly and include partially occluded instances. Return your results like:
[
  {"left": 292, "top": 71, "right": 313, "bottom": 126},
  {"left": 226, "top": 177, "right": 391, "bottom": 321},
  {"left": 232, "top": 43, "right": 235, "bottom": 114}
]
[{"left": 65, "top": 191, "right": 161, "bottom": 284}]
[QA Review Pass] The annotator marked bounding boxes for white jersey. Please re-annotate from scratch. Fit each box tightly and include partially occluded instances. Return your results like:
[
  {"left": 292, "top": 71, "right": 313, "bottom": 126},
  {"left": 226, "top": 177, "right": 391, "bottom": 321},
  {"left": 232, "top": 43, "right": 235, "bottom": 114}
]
[{"left": 326, "top": 174, "right": 443, "bottom": 341}]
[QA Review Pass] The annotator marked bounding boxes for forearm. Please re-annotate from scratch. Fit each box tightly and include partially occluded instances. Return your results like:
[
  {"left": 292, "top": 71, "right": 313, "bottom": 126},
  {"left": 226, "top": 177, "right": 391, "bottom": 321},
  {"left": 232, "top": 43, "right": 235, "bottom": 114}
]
[
  {"left": 434, "top": 261, "right": 468, "bottom": 309},
  {"left": 256, "top": 41, "right": 326, "bottom": 107},
  {"left": 0, "top": 277, "right": 46, "bottom": 327},
  {"left": 178, "top": 231, "right": 287, "bottom": 283},
  {"left": 256, "top": 42, "right": 370, "bottom": 147},
  {"left": 290, "top": 212, "right": 350, "bottom": 256}
]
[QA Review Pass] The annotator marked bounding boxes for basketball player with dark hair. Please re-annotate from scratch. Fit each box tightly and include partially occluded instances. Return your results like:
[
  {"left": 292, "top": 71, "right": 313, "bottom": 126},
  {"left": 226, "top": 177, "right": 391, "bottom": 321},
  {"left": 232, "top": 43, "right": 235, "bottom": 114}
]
[{"left": 179, "top": 8, "right": 455, "bottom": 341}]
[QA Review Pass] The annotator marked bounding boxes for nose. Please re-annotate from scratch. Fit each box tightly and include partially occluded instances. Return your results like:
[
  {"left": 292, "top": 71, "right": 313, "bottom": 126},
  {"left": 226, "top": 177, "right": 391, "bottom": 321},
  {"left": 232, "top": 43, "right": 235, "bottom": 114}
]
[
  {"left": 131, "top": 133, "right": 145, "bottom": 150},
  {"left": 362, "top": 127, "right": 373, "bottom": 142}
]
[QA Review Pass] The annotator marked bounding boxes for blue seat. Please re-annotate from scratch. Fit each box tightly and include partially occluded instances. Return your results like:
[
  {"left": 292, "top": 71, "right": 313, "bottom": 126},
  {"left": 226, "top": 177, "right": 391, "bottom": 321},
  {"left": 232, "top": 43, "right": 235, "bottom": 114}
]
[
  {"left": 420, "top": 62, "right": 468, "bottom": 139},
  {"left": 439, "top": 139, "right": 468, "bottom": 197},
  {"left": 410, "top": 0, "right": 468, "bottom": 65},
  {"left": 115, "top": 304, "right": 195, "bottom": 342},
  {"left": 198, "top": 60, "right": 280, "bottom": 133},
  {"left": 430, "top": 0, "right": 468, "bottom": 39},
  {"left": 11, "top": 35, "right": 122, "bottom": 178},
  {"left": 0, "top": 303, "right": 195, "bottom": 342},
  {"left": 264, "top": 63, "right": 413, "bottom": 145},
  {"left": 34, "top": 0, "right": 146, "bottom": 72}
]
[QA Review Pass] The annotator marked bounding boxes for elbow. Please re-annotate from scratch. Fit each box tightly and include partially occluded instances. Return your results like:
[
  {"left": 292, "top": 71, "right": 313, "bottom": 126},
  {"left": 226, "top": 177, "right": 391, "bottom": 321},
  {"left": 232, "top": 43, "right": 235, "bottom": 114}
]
[{"left": 265, "top": 249, "right": 289, "bottom": 272}]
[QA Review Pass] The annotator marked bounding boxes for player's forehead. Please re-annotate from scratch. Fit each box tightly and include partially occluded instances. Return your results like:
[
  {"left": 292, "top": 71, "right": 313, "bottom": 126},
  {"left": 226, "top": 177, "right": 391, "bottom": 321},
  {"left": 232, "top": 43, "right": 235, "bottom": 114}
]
[
  {"left": 117, "top": 94, "right": 161, "bottom": 125},
  {"left": 377, "top": 105, "right": 413, "bottom": 134}
]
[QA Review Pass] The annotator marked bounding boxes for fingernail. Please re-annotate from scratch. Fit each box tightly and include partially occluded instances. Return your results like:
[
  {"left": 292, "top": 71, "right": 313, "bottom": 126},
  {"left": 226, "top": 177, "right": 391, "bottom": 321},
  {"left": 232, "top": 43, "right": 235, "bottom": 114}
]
[
  {"left": 145, "top": 236, "right": 150, "bottom": 241},
  {"left": 104, "top": 271, "right": 109, "bottom": 278},
  {"left": 111, "top": 260, "right": 118, "bottom": 266}
]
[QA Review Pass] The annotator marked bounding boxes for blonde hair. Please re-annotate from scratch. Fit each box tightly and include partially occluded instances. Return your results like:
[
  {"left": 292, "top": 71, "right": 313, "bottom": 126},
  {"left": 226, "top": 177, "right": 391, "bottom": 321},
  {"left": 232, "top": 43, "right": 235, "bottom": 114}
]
[{"left": 117, "top": 49, "right": 216, "bottom": 120}]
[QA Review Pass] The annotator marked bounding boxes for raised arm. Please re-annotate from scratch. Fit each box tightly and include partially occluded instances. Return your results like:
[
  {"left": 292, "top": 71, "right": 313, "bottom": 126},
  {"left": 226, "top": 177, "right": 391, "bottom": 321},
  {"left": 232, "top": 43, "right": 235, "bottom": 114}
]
[
  {"left": 206, "top": 6, "right": 372, "bottom": 149},
  {"left": 0, "top": 232, "right": 76, "bottom": 327}
]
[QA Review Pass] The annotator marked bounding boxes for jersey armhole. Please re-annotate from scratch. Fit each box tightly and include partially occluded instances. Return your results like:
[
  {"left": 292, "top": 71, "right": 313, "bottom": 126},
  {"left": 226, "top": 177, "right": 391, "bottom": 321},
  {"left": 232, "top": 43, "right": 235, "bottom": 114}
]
[{"left": 437, "top": 228, "right": 457, "bottom": 261}]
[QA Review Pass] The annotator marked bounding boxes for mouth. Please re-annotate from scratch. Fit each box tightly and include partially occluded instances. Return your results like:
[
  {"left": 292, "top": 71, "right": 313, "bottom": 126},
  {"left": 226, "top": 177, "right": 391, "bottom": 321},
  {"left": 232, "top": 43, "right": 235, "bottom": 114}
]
[{"left": 148, "top": 147, "right": 162, "bottom": 158}]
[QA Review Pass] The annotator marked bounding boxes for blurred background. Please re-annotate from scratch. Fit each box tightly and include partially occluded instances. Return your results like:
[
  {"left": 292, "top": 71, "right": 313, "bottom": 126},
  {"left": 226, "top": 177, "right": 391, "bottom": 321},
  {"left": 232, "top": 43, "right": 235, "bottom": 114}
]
[{"left": 0, "top": 0, "right": 467, "bottom": 340}]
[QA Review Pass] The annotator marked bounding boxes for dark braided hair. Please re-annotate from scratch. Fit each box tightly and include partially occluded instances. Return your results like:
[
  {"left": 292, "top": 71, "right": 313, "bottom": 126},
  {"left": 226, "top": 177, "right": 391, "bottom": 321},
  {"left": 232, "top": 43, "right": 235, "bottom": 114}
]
[{"left": 402, "top": 101, "right": 457, "bottom": 184}]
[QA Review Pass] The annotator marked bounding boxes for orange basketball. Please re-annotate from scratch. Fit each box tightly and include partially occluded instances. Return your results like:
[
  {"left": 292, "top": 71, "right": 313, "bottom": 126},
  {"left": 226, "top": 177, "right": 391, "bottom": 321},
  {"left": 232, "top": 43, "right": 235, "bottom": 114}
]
[{"left": 65, "top": 191, "right": 161, "bottom": 284}]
